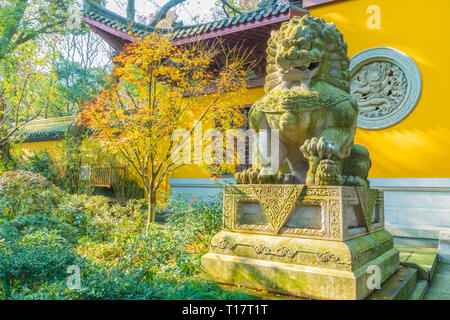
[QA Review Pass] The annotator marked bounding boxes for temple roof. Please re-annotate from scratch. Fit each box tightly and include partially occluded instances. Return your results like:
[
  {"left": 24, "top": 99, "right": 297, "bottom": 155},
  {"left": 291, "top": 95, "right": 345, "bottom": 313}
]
[
  {"left": 82, "top": 0, "right": 307, "bottom": 49},
  {"left": 17, "top": 116, "right": 77, "bottom": 143}
]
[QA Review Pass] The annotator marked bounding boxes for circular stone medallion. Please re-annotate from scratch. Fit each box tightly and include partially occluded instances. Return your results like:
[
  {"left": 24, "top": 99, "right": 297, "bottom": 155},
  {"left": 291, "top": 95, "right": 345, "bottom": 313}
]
[{"left": 350, "top": 47, "right": 422, "bottom": 129}]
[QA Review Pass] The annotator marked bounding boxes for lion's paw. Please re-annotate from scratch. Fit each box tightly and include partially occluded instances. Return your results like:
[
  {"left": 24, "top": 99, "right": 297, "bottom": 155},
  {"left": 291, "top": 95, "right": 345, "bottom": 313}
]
[
  {"left": 300, "top": 137, "right": 339, "bottom": 161},
  {"left": 315, "top": 160, "right": 344, "bottom": 186},
  {"left": 235, "top": 168, "right": 259, "bottom": 184},
  {"left": 235, "top": 167, "right": 279, "bottom": 184}
]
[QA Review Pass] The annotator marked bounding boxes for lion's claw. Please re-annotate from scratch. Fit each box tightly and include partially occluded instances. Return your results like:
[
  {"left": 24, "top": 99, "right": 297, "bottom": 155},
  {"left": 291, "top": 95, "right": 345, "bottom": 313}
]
[
  {"left": 301, "top": 137, "right": 339, "bottom": 161},
  {"left": 235, "top": 167, "right": 278, "bottom": 184}
]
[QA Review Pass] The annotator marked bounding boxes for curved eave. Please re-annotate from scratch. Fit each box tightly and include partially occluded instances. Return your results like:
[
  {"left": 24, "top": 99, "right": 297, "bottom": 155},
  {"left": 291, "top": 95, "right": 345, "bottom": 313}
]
[
  {"left": 171, "top": 8, "right": 303, "bottom": 46},
  {"left": 83, "top": 8, "right": 307, "bottom": 49},
  {"left": 21, "top": 132, "right": 67, "bottom": 143}
]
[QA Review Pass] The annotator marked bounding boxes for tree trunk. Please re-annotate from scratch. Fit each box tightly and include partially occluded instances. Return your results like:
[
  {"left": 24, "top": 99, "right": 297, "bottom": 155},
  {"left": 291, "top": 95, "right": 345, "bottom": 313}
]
[
  {"left": 145, "top": 190, "right": 156, "bottom": 232},
  {"left": 0, "top": 142, "right": 14, "bottom": 169}
]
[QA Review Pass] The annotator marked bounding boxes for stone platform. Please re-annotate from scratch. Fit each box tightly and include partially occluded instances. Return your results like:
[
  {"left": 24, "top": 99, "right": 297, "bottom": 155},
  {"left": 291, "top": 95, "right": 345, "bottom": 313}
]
[
  {"left": 202, "top": 185, "right": 400, "bottom": 300},
  {"left": 213, "top": 244, "right": 440, "bottom": 300}
]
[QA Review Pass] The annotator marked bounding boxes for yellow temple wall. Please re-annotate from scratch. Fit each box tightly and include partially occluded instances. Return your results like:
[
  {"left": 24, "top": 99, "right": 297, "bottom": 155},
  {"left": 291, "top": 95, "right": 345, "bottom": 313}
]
[
  {"left": 16, "top": 0, "right": 450, "bottom": 189},
  {"left": 309, "top": 0, "right": 450, "bottom": 178},
  {"left": 174, "top": 0, "right": 450, "bottom": 180},
  {"left": 15, "top": 140, "right": 63, "bottom": 161}
]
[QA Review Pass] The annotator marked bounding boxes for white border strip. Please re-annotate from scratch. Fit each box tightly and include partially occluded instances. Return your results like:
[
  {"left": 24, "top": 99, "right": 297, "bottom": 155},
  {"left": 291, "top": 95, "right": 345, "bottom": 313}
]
[{"left": 369, "top": 178, "right": 450, "bottom": 192}]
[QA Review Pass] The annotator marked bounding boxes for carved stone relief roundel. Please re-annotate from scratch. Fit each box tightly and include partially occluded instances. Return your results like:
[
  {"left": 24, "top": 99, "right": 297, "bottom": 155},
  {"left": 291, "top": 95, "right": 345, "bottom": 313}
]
[{"left": 350, "top": 47, "right": 422, "bottom": 129}]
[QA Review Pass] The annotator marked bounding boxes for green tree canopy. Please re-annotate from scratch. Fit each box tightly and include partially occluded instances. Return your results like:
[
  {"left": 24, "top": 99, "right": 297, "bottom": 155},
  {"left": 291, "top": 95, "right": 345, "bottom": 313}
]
[{"left": 0, "top": 0, "right": 76, "bottom": 61}]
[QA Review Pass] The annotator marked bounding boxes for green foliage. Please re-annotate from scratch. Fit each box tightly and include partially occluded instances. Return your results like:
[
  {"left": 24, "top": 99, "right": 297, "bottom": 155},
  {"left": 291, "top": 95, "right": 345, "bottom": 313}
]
[
  {"left": 0, "top": 229, "right": 77, "bottom": 296},
  {"left": 0, "top": 0, "right": 76, "bottom": 61},
  {"left": 4, "top": 214, "right": 81, "bottom": 245},
  {"left": 53, "top": 193, "right": 146, "bottom": 242},
  {"left": 0, "top": 170, "right": 62, "bottom": 219},
  {"left": 54, "top": 58, "right": 108, "bottom": 111},
  {"left": 167, "top": 196, "right": 222, "bottom": 251},
  {"left": 0, "top": 169, "right": 249, "bottom": 300},
  {"left": 212, "top": 0, "right": 262, "bottom": 19},
  {"left": 0, "top": 221, "right": 19, "bottom": 242},
  {"left": 10, "top": 268, "right": 252, "bottom": 300},
  {"left": 17, "top": 151, "right": 59, "bottom": 183}
]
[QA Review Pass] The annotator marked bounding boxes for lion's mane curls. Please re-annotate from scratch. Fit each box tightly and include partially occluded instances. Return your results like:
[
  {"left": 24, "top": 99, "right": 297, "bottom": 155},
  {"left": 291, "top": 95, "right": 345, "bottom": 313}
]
[{"left": 264, "top": 15, "right": 350, "bottom": 93}]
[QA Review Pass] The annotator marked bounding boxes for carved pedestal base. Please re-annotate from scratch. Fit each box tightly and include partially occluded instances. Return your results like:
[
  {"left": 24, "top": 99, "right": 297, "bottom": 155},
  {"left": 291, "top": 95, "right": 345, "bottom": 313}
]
[
  {"left": 202, "top": 230, "right": 399, "bottom": 300},
  {"left": 201, "top": 185, "right": 399, "bottom": 300}
]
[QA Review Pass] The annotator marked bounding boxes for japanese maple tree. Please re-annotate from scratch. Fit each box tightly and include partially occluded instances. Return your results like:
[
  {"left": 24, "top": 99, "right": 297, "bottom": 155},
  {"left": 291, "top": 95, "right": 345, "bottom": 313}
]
[{"left": 82, "top": 33, "right": 251, "bottom": 230}]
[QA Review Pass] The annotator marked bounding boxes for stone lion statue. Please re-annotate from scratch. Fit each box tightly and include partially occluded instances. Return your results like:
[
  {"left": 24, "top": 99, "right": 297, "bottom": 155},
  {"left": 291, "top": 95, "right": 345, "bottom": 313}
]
[{"left": 235, "top": 15, "right": 371, "bottom": 187}]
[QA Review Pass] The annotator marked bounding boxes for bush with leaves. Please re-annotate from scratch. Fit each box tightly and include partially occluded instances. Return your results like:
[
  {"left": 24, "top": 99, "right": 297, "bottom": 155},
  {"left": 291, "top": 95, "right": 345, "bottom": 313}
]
[
  {"left": 166, "top": 196, "right": 222, "bottom": 253},
  {"left": 0, "top": 177, "right": 252, "bottom": 300},
  {"left": 0, "top": 229, "right": 77, "bottom": 298},
  {"left": 53, "top": 194, "right": 146, "bottom": 243},
  {"left": 17, "top": 151, "right": 59, "bottom": 183},
  {"left": 2, "top": 214, "right": 82, "bottom": 245},
  {"left": 0, "top": 170, "right": 62, "bottom": 219},
  {"left": 10, "top": 267, "right": 253, "bottom": 300}
]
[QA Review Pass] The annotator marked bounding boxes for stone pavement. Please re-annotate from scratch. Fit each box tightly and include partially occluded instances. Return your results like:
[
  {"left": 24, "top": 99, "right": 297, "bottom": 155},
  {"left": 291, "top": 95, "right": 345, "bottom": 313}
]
[{"left": 423, "top": 262, "right": 450, "bottom": 300}]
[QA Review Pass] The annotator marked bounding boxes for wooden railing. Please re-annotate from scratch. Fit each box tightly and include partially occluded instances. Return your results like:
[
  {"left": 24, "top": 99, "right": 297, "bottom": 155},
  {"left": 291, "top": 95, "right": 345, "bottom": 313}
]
[{"left": 88, "top": 166, "right": 126, "bottom": 188}]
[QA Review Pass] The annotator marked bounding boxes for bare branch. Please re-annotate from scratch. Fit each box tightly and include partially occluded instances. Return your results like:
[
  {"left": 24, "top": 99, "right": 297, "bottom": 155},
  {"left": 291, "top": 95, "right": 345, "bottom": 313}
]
[
  {"left": 148, "top": 0, "right": 186, "bottom": 27},
  {"left": 220, "top": 0, "right": 242, "bottom": 17}
]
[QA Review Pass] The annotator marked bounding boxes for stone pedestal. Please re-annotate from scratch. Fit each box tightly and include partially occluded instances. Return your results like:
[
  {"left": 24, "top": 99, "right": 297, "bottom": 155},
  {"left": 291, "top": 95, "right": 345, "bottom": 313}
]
[{"left": 201, "top": 185, "right": 400, "bottom": 300}]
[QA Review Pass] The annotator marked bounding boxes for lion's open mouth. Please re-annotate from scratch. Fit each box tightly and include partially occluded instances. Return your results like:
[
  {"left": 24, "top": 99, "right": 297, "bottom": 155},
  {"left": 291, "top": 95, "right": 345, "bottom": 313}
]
[{"left": 283, "top": 62, "right": 320, "bottom": 74}]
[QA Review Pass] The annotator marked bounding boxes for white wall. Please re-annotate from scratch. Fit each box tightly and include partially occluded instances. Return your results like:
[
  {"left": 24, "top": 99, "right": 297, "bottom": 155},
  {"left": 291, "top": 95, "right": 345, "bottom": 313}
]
[
  {"left": 370, "top": 178, "right": 450, "bottom": 247},
  {"left": 169, "top": 178, "right": 450, "bottom": 247}
]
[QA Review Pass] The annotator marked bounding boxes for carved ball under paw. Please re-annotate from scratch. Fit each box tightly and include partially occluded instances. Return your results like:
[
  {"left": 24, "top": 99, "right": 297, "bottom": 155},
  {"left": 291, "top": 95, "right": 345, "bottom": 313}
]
[{"left": 315, "top": 160, "right": 344, "bottom": 185}]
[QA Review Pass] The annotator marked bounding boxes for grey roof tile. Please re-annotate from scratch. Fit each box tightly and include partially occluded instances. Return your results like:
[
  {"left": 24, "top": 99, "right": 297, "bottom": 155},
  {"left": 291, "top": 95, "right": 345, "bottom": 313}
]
[{"left": 82, "top": 0, "right": 306, "bottom": 40}]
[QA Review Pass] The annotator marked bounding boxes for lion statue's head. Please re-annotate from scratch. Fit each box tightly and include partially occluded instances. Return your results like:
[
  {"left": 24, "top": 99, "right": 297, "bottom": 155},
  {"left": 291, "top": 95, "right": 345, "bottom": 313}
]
[{"left": 265, "top": 15, "right": 350, "bottom": 94}]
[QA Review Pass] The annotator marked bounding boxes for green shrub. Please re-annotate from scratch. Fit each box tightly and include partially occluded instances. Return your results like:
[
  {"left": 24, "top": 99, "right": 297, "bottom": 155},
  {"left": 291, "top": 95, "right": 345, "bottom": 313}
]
[
  {"left": 10, "top": 268, "right": 253, "bottom": 300},
  {"left": 18, "top": 151, "right": 59, "bottom": 183},
  {"left": 53, "top": 194, "right": 146, "bottom": 243},
  {"left": 0, "top": 179, "right": 244, "bottom": 300},
  {"left": 76, "top": 226, "right": 190, "bottom": 275},
  {"left": 0, "top": 229, "right": 77, "bottom": 297},
  {"left": 5, "top": 214, "right": 82, "bottom": 245},
  {"left": 0, "top": 221, "right": 19, "bottom": 242},
  {"left": 0, "top": 170, "right": 62, "bottom": 219},
  {"left": 166, "top": 196, "right": 222, "bottom": 253}
]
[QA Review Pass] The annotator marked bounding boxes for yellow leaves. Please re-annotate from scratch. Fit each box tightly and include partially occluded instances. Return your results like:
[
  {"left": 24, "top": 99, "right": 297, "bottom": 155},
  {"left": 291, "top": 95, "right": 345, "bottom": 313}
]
[{"left": 82, "top": 32, "right": 250, "bottom": 194}]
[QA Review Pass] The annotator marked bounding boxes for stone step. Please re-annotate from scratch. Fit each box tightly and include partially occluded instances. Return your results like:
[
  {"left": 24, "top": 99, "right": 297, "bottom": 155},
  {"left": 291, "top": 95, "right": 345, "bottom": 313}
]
[
  {"left": 408, "top": 280, "right": 428, "bottom": 300},
  {"left": 395, "top": 244, "right": 438, "bottom": 281},
  {"left": 423, "top": 263, "right": 450, "bottom": 300},
  {"left": 367, "top": 267, "right": 418, "bottom": 300}
]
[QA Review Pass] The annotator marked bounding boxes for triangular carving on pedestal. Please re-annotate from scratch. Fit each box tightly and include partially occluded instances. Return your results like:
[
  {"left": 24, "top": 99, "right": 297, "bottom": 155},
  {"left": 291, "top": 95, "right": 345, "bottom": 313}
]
[
  {"left": 356, "top": 187, "right": 378, "bottom": 231},
  {"left": 252, "top": 185, "right": 305, "bottom": 233}
]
